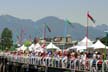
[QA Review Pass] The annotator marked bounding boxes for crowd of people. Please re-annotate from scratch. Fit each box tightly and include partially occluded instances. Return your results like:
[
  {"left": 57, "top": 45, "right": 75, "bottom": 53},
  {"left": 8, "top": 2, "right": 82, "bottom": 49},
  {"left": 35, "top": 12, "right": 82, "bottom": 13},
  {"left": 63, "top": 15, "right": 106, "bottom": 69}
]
[{"left": 0, "top": 49, "right": 108, "bottom": 72}]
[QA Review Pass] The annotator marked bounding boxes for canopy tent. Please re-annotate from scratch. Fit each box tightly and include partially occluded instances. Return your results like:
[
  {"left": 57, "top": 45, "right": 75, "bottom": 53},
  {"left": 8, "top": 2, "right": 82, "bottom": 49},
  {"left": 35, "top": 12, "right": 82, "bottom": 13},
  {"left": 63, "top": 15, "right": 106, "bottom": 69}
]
[
  {"left": 46, "top": 42, "right": 61, "bottom": 51},
  {"left": 34, "top": 43, "right": 41, "bottom": 49},
  {"left": 77, "top": 36, "right": 93, "bottom": 46},
  {"left": 67, "top": 46, "right": 78, "bottom": 50},
  {"left": 34, "top": 43, "right": 44, "bottom": 53},
  {"left": 29, "top": 44, "right": 35, "bottom": 51},
  {"left": 16, "top": 47, "right": 20, "bottom": 51},
  {"left": 67, "top": 36, "right": 93, "bottom": 52},
  {"left": 91, "top": 40, "right": 108, "bottom": 49},
  {"left": 34, "top": 47, "right": 44, "bottom": 53},
  {"left": 67, "top": 45, "right": 86, "bottom": 52},
  {"left": 17, "top": 45, "right": 27, "bottom": 51}
]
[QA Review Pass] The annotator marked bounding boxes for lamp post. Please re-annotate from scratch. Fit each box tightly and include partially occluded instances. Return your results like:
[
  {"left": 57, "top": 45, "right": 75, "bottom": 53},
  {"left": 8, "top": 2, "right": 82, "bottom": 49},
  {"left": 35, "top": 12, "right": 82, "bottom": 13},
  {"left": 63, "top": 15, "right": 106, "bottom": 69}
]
[{"left": 104, "top": 31, "right": 108, "bottom": 60}]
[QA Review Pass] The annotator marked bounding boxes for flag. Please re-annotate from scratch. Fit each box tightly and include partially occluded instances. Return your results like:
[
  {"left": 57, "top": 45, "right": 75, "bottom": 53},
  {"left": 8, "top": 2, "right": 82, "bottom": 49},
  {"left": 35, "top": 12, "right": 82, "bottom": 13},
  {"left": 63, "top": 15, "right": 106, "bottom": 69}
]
[
  {"left": 45, "top": 24, "right": 51, "bottom": 32},
  {"left": 65, "top": 19, "right": 73, "bottom": 26},
  {"left": 87, "top": 12, "right": 95, "bottom": 23}
]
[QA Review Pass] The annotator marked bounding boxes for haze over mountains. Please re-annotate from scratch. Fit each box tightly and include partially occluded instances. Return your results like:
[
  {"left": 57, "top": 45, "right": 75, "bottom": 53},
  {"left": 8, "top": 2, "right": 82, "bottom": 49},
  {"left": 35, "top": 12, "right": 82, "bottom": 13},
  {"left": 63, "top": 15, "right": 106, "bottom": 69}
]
[{"left": 0, "top": 15, "right": 107, "bottom": 42}]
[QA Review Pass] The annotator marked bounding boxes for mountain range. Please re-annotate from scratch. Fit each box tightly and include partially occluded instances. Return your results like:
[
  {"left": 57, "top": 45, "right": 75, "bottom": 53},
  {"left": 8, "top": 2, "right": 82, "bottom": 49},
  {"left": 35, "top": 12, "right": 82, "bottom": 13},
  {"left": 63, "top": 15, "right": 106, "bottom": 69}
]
[{"left": 0, "top": 15, "right": 107, "bottom": 42}]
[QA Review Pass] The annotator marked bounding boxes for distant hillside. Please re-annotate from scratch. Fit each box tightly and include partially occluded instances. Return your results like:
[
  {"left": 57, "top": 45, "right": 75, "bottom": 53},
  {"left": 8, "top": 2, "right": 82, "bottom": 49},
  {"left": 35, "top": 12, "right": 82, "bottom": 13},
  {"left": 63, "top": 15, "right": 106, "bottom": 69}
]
[
  {"left": 95, "top": 24, "right": 108, "bottom": 32},
  {"left": 0, "top": 15, "right": 36, "bottom": 41},
  {"left": 35, "top": 16, "right": 105, "bottom": 40},
  {"left": 0, "top": 15, "right": 107, "bottom": 42}
]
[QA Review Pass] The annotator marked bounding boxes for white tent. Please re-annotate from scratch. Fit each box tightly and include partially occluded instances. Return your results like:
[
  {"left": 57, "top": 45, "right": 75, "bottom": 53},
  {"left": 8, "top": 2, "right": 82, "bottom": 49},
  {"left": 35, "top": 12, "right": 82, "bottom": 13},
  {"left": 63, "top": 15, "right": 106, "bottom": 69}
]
[
  {"left": 29, "top": 44, "right": 35, "bottom": 51},
  {"left": 77, "top": 36, "right": 93, "bottom": 46},
  {"left": 17, "top": 45, "right": 27, "bottom": 51},
  {"left": 91, "top": 40, "right": 108, "bottom": 49},
  {"left": 34, "top": 43, "right": 41, "bottom": 49},
  {"left": 67, "top": 36, "right": 93, "bottom": 51},
  {"left": 67, "top": 45, "right": 78, "bottom": 51},
  {"left": 16, "top": 47, "right": 21, "bottom": 51},
  {"left": 20, "top": 45, "right": 27, "bottom": 51},
  {"left": 67, "top": 45, "right": 86, "bottom": 51},
  {"left": 46, "top": 42, "right": 61, "bottom": 51},
  {"left": 34, "top": 43, "right": 44, "bottom": 53},
  {"left": 34, "top": 47, "right": 44, "bottom": 53}
]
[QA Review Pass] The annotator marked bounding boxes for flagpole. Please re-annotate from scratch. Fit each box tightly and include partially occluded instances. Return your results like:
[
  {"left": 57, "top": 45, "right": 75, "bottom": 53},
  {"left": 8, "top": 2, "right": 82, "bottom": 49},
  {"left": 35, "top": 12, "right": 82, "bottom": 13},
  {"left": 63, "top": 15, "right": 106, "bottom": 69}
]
[
  {"left": 86, "top": 11, "right": 89, "bottom": 49},
  {"left": 86, "top": 11, "right": 95, "bottom": 50},
  {"left": 43, "top": 24, "right": 46, "bottom": 40},
  {"left": 63, "top": 19, "right": 67, "bottom": 54},
  {"left": 85, "top": 11, "right": 89, "bottom": 71}
]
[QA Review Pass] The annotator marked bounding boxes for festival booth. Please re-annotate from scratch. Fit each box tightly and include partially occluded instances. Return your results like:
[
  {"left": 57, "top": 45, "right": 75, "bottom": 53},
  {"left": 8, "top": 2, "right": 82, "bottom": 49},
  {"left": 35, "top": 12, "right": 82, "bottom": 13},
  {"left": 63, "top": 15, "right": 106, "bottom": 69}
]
[
  {"left": 90, "top": 40, "right": 108, "bottom": 53},
  {"left": 33, "top": 43, "right": 44, "bottom": 53},
  {"left": 77, "top": 36, "right": 93, "bottom": 52},
  {"left": 29, "top": 44, "right": 35, "bottom": 51},
  {"left": 66, "top": 45, "right": 77, "bottom": 52},
  {"left": 67, "top": 45, "right": 86, "bottom": 52},
  {"left": 16, "top": 47, "right": 20, "bottom": 51},
  {"left": 46, "top": 42, "right": 61, "bottom": 52},
  {"left": 77, "top": 36, "right": 93, "bottom": 46},
  {"left": 67, "top": 36, "right": 93, "bottom": 52},
  {"left": 16, "top": 45, "right": 27, "bottom": 51}
]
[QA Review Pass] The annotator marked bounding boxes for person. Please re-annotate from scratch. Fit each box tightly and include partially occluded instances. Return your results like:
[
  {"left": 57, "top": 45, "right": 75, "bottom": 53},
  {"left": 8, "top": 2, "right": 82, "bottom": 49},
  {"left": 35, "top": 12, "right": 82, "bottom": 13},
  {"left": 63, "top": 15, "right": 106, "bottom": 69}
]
[
  {"left": 97, "top": 55, "right": 103, "bottom": 71},
  {"left": 92, "top": 58, "right": 97, "bottom": 68},
  {"left": 97, "top": 52, "right": 101, "bottom": 59},
  {"left": 62, "top": 53, "right": 67, "bottom": 68},
  {"left": 66, "top": 52, "right": 71, "bottom": 68},
  {"left": 93, "top": 52, "right": 96, "bottom": 59}
]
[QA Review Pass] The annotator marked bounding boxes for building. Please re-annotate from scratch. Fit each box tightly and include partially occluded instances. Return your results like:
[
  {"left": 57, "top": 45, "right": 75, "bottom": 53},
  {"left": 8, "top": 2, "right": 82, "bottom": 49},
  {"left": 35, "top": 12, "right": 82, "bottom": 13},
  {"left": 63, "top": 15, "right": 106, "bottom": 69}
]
[{"left": 39, "top": 35, "right": 77, "bottom": 49}]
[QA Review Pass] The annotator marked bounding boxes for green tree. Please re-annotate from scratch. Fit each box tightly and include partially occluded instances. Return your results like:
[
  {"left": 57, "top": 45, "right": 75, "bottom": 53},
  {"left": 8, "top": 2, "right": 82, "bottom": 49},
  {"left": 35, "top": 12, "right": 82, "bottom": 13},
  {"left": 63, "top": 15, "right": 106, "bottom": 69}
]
[
  {"left": 24, "top": 40, "right": 32, "bottom": 47},
  {"left": 100, "top": 36, "right": 108, "bottom": 46},
  {"left": 1, "top": 28, "right": 13, "bottom": 50}
]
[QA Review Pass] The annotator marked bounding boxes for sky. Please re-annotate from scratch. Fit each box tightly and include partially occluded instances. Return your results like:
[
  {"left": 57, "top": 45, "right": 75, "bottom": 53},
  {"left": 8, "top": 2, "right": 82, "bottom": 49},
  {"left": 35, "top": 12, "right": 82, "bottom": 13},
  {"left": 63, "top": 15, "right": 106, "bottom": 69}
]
[{"left": 0, "top": 0, "right": 108, "bottom": 26}]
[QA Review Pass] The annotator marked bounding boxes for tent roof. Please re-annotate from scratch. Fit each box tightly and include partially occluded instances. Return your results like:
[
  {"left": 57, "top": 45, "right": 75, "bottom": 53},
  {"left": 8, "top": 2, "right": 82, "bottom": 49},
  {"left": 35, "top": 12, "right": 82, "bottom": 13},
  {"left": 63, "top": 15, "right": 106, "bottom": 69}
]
[
  {"left": 91, "top": 40, "right": 108, "bottom": 49},
  {"left": 67, "top": 45, "right": 86, "bottom": 51},
  {"left": 34, "top": 43, "right": 44, "bottom": 52},
  {"left": 34, "top": 48, "right": 44, "bottom": 53},
  {"left": 28, "top": 43, "right": 44, "bottom": 52},
  {"left": 34, "top": 43, "right": 41, "bottom": 49},
  {"left": 17, "top": 45, "right": 27, "bottom": 51},
  {"left": 46, "top": 42, "right": 61, "bottom": 51},
  {"left": 21, "top": 45, "right": 27, "bottom": 51},
  {"left": 29, "top": 44, "right": 35, "bottom": 51},
  {"left": 77, "top": 36, "right": 93, "bottom": 46}
]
